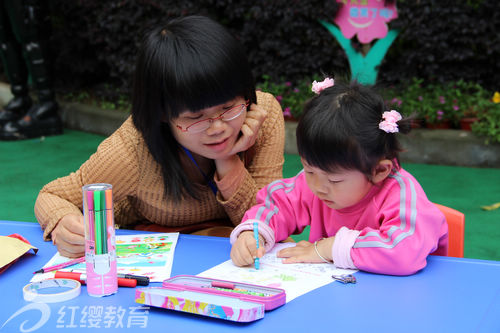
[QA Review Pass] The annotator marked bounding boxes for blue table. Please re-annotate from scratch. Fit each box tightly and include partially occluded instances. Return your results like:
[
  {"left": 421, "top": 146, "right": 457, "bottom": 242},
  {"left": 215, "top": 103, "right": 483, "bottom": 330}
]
[{"left": 1, "top": 220, "right": 499, "bottom": 332}]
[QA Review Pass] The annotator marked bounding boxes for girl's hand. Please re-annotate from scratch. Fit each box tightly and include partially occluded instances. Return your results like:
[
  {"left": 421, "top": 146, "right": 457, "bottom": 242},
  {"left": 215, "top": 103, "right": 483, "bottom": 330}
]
[
  {"left": 51, "top": 214, "right": 85, "bottom": 258},
  {"left": 277, "top": 238, "right": 334, "bottom": 264},
  {"left": 228, "top": 103, "right": 267, "bottom": 156},
  {"left": 230, "top": 230, "right": 266, "bottom": 267}
]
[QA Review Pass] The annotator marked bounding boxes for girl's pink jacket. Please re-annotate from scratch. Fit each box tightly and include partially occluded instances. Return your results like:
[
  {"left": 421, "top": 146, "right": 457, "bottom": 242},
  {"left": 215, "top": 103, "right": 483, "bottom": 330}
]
[{"left": 231, "top": 168, "right": 449, "bottom": 276}]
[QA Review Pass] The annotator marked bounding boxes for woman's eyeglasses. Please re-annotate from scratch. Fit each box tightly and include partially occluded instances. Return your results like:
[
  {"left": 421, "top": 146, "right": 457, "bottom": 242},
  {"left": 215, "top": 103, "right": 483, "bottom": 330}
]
[{"left": 176, "top": 101, "right": 249, "bottom": 133}]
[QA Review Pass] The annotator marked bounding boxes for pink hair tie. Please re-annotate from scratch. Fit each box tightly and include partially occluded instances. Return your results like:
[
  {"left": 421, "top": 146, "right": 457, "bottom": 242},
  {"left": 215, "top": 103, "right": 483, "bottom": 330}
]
[
  {"left": 379, "top": 110, "right": 402, "bottom": 133},
  {"left": 311, "top": 77, "right": 334, "bottom": 94}
]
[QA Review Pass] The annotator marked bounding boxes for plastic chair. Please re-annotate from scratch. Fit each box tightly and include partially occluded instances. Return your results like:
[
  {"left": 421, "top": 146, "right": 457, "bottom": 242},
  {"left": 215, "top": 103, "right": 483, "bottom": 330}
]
[{"left": 434, "top": 203, "right": 465, "bottom": 258}]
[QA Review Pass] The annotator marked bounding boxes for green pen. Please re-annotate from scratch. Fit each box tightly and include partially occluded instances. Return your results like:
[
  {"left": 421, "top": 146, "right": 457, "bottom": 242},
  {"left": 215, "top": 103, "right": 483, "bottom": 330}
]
[
  {"left": 100, "top": 190, "right": 108, "bottom": 254},
  {"left": 93, "top": 190, "right": 103, "bottom": 255}
]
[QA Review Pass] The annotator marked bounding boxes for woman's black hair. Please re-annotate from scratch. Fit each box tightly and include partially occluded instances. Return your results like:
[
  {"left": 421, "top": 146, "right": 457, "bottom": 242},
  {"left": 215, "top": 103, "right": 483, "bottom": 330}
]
[
  {"left": 296, "top": 81, "right": 412, "bottom": 178},
  {"left": 131, "top": 15, "right": 256, "bottom": 200}
]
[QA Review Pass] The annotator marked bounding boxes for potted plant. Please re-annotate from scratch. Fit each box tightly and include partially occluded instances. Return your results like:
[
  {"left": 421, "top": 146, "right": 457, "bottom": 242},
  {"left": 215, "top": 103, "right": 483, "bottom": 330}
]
[
  {"left": 384, "top": 78, "right": 458, "bottom": 128},
  {"left": 384, "top": 78, "right": 498, "bottom": 130},
  {"left": 257, "top": 75, "right": 316, "bottom": 121},
  {"left": 471, "top": 92, "right": 500, "bottom": 144},
  {"left": 450, "top": 80, "right": 492, "bottom": 130}
]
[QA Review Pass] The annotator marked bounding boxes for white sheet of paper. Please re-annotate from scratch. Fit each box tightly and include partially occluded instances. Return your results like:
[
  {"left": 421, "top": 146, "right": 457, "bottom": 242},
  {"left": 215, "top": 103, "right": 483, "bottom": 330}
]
[
  {"left": 198, "top": 243, "right": 357, "bottom": 302},
  {"left": 31, "top": 233, "right": 179, "bottom": 283}
]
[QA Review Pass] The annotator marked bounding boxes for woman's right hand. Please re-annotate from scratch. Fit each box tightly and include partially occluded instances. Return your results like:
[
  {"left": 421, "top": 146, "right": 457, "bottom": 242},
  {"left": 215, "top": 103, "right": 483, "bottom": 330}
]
[
  {"left": 51, "top": 214, "right": 85, "bottom": 258},
  {"left": 230, "top": 230, "right": 266, "bottom": 267}
]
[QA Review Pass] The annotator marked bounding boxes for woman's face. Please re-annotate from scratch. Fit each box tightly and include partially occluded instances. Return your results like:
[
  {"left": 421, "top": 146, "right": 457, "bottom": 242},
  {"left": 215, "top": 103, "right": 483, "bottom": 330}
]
[{"left": 171, "top": 97, "right": 247, "bottom": 160}]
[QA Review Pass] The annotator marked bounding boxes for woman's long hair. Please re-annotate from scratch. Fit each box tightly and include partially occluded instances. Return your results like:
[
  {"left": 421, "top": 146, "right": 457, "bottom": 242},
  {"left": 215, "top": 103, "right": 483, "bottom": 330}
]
[{"left": 131, "top": 15, "right": 256, "bottom": 200}]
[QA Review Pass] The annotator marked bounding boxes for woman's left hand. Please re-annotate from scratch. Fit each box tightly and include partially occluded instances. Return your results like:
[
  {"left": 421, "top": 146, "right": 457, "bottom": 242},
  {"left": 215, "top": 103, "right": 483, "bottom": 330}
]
[{"left": 228, "top": 103, "right": 267, "bottom": 155}]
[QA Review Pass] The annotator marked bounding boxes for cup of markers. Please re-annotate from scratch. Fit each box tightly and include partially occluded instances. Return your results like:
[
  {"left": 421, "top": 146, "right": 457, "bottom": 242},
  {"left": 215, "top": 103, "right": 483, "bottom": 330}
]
[{"left": 82, "top": 183, "right": 118, "bottom": 297}]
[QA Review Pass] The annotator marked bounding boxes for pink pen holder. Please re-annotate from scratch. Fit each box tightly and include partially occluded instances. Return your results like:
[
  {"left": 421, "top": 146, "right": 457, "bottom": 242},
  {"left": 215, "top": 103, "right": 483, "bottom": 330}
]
[{"left": 82, "top": 183, "right": 117, "bottom": 297}]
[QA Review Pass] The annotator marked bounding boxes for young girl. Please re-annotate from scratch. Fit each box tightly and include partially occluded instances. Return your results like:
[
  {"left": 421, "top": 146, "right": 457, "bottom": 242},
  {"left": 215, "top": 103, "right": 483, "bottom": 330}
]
[
  {"left": 230, "top": 79, "right": 448, "bottom": 276},
  {"left": 34, "top": 15, "right": 285, "bottom": 258}
]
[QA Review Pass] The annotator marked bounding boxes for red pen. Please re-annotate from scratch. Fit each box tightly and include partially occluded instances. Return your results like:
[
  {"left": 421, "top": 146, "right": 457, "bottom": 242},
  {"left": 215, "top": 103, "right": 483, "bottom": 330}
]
[{"left": 55, "top": 271, "right": 137, "bottom": 288}]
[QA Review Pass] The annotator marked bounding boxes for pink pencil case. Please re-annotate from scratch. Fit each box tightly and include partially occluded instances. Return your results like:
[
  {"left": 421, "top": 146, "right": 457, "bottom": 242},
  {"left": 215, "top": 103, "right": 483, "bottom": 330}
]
[{"left": 135, "top": 275, "right": 286, "bottom": 322}]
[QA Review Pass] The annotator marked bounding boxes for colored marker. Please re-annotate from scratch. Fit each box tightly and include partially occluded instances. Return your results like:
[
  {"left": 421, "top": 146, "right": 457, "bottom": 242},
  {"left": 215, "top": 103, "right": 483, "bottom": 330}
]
[
  {"left": 94, "top": 190, "right": 103, "bottom": 254},
  {"left": 86, "top": 190, "right": 95, "bottom": 251},
  {"left": 253, "top": 221, "right": 260, "bottom": 270},
  {"left": 212, "top": 286, "right": 269, "bottom": 297},
  {"left": 207, "top": 281, "right": 268, "bottom": 297},
  {"left": 55, "top": 271, "right": 136, "bottom": 288},
  {"left": 117, "top": 273, "right": 150, "bottom": 286},
  {"left": 100, "top": 190, "right": 107, "bottom": 254},
  {"left": 105, "top": 189, "right": 113, "bottom": 254},
  {"left": 33, "top": 256, "right": 85, "bottom": 274}
]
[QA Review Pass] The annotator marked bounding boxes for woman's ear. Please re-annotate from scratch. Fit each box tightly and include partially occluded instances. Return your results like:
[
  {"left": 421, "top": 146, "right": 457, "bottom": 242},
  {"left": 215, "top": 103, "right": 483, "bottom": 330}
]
[{"left": 371, "top": 159, "right": 393, "bottom": 184}]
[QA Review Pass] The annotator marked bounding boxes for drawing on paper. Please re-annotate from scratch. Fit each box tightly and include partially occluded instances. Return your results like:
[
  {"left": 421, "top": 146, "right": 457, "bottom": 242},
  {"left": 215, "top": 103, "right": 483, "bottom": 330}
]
[
  {"left": 199, "top": 243, "right": 357, "bottom": 302},
  {"left": 32, "top": 233, "right": 179, "bottom": 283}
]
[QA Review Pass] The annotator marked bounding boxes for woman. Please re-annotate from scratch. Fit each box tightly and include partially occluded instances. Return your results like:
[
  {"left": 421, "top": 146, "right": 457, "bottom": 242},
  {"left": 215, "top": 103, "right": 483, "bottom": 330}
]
[{"left": 35, "top": 15, "right": 284, "bottom": 258}]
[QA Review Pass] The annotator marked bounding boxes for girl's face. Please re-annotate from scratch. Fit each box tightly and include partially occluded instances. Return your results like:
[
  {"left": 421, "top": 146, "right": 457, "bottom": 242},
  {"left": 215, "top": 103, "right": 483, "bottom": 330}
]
[
  {"left": 302, "top": 158, "right": 373, "bottom": 210},
  {"left": 171, "top": 97, "right": 247, "bottom": 160}
]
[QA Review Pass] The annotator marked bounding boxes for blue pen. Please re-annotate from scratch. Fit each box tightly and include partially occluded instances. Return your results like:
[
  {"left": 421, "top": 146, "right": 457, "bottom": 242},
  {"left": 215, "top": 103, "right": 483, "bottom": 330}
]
[{"left": 253, "top": 222, "right": 260, "bottom": 270}]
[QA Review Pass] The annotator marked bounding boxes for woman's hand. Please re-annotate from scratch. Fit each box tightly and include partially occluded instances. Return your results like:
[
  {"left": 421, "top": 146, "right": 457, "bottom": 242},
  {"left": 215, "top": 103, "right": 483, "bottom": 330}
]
[
  {"left": 51, "top": 214, "right": 85, "bottom": 258},
  {"left": 230, "top": 230, "right": 266, "bottom": 267},
  {"left": 228, "top": 103, "right": 267, "bottom": 156},
  {"left": 277, "top": 238, "right": 335, "bottom": 264},
  {"left": 214, "top": 103, "right": 267, "bottom": 181}
]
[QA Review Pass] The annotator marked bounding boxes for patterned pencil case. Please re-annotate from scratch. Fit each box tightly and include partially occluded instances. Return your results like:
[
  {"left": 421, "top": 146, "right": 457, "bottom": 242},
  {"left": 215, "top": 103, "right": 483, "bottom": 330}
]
[{"left": 135, "top": 275, "right": 286, "bottom": 322}]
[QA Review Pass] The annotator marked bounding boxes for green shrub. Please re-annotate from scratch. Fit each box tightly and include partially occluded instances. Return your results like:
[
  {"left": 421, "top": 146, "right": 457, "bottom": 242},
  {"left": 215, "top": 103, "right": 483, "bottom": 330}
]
[
  {"left": 472, "top": 97, "right": 500, "bottom": 144},
  {"left": 257, "top": 75, "right": 318, "bottom": 120},
  {"left": 384, "top": 78, "right": 495, "bottom": 126}
]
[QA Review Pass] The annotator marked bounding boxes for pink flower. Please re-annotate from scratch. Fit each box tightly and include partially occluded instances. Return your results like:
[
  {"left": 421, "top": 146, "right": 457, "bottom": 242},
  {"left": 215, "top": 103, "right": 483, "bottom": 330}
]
[
  {"left": 418, "top": 96, "right": 423, "bottom": 101},
  {"left": 311, "top": 77, "right": 335, "bottom": 94},
  {"left": 285, "top": 81, "right": 292, "bottom": 87},
  {"left": 389, "top": 97, "right": 402, "bottom": 106},
  {"left": 276, "top": 95, "right": 283, "bottom": 103},
  {"left": 437, "top": 110, "right": 444, "bottom": 120},
  {"left": 379, "top": 110, "right": 402, "bottom": 133},
  {"left": 283, "top": 107, "right": 292, "bottom": 117},
  {"left": 453, "top": 105, "right": 459, "bottom": 111},
  {"left": 439, "top": 96, "right": 446, "bottom": 104}
]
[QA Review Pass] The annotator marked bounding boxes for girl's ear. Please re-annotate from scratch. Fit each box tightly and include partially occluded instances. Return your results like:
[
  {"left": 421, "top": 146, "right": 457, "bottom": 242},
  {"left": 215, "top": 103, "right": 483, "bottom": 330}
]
[{"left": 371, "top": 159, "right": 393, "bottom": 184}]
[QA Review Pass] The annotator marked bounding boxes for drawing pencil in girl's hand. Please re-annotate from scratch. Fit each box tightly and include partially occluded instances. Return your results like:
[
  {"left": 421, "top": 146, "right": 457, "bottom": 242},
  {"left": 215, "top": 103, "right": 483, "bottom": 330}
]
[{"left": 253, "top": 222, "right": 260, "bottom": 270}]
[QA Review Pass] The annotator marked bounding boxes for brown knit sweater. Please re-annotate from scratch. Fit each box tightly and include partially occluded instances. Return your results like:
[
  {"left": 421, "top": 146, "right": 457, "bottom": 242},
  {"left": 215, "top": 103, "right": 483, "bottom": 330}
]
[{"left": 35, "top": 91, "right": 284, "bottom": 240}]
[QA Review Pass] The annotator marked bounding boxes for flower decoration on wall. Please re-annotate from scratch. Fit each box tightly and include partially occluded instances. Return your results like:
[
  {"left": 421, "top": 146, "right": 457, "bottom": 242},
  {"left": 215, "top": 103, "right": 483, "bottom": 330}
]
[{"left": 334, "top": 0, "right": 398, "bottom": 44}]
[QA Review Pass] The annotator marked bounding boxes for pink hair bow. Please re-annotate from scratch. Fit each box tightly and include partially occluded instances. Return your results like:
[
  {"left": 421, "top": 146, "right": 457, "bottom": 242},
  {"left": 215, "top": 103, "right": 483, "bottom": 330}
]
[
  {"left": 311, "top": 77, "right": 334, "bottom": 94},
  {"left": 379, "top": 110, "right": 402, "bottom": 133}
]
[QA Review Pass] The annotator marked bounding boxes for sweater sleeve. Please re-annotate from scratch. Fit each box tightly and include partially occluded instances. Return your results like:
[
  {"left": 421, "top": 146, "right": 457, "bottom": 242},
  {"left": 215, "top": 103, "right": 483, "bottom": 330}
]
[
  {"left": 230, "top": 172, "right": 313, "bottom": 248},
  {"left": 34, "top": 117, "right": 141, "bottom": 240},
  {"left": 216, "top": 91, "right": 285, "bottom": 225},
  {"left": 336, "top": 170, "right": 449, "bottom": 276}
]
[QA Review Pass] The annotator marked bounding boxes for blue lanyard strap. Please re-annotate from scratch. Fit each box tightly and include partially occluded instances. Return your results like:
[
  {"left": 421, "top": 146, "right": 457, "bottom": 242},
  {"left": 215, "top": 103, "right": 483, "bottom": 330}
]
[{"left": 182, "top": 147, "right": 218, "bottom": 195}]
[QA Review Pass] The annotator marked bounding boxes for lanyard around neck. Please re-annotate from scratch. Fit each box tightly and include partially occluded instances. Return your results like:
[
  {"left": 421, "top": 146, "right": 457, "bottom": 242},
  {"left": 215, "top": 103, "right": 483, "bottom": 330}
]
[{"left": 182, "top": 147, "right": 218, "bottom": 195}]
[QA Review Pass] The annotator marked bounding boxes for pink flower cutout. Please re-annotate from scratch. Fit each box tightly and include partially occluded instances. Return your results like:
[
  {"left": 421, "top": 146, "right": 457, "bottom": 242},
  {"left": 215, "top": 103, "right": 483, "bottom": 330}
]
[
  {"left": 312, "top": 77, "right": 335, "bottom": 94},
  {"left": 334, "top": 0, "right": 398, "bottom": 44},
  {"left": 379, "top": 110, "right": 402, "bottom": 133}
]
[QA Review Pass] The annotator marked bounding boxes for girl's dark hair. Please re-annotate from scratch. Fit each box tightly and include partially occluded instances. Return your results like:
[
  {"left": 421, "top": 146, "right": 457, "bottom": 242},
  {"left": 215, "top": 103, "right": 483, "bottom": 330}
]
[
  {"left": 131, "top": 15, "right": 256, "bottom": 200},
  {"left": 296, "top": 81, "right": 412, "bottom": 177}
]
